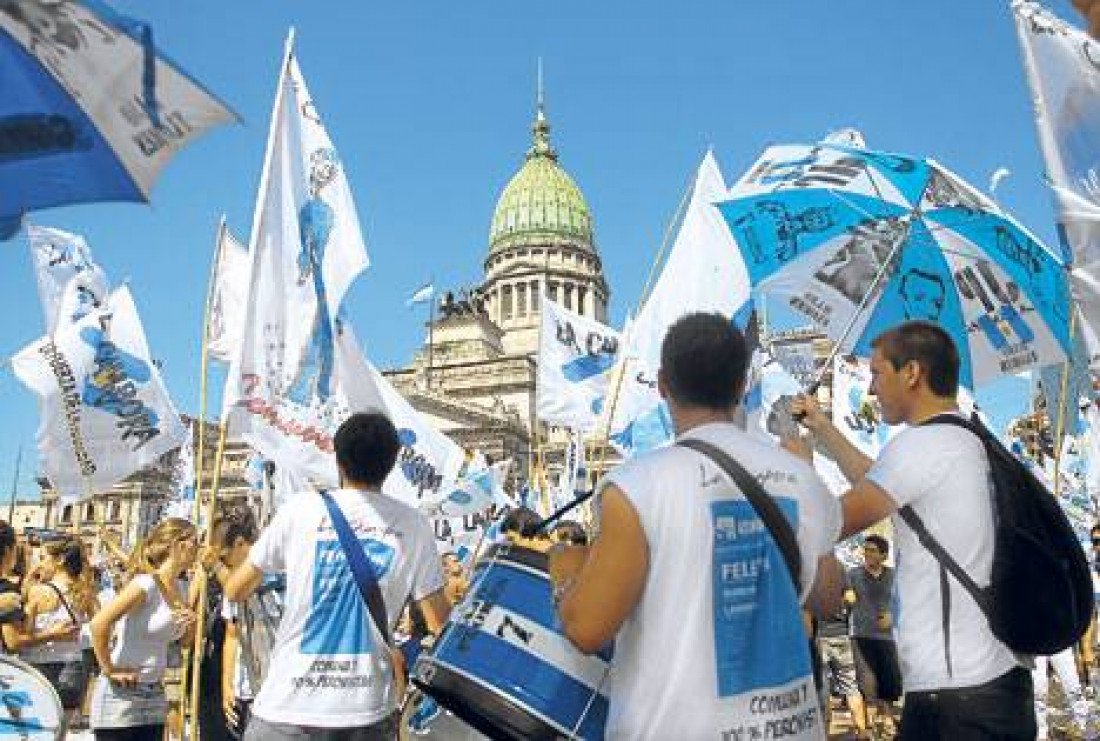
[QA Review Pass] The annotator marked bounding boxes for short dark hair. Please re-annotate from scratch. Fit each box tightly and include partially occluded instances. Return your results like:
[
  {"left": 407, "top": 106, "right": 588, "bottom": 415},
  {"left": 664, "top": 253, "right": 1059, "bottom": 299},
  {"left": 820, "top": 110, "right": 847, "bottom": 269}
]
[
  {"left": 334, "top": 412, "right": 402, "bottom": 488},
  {"left": 660, "top": 313, "right": 749, "bottom": 410},
  {"left": 213, "top": 503, "right": 259, "bottom": 548},
  {"left": 871, "top": 320, "right": 959, "bottom": 397},
  {"left": 863, "top": 534, "right": 889, "bottom": 556},
  {"left": 552, "top": 520, "right": 587, "bottom": 546},
  {"left": 501, "top": 506, "right": 541, "bottom": 538}
]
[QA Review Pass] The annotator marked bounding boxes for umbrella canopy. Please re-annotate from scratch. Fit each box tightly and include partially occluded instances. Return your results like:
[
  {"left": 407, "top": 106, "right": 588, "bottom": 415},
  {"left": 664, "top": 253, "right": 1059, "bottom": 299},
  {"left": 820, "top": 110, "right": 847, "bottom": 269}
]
[
  {"left": 718, "top": 142, "right": 1072, "bottom": 388},
  {"left": 0, "top": 0, "right": 237, "bottom": 238}
]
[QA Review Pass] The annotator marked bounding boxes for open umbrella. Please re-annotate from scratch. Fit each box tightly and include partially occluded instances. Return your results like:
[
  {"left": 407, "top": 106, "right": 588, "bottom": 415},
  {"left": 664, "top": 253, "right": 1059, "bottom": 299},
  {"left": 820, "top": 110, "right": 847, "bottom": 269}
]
[
  {"left": 0, "top": 0, "right": 237, "bottom": 238},
  {"left": 718, "top": 141, "right": 1072, "bottom": 388}
]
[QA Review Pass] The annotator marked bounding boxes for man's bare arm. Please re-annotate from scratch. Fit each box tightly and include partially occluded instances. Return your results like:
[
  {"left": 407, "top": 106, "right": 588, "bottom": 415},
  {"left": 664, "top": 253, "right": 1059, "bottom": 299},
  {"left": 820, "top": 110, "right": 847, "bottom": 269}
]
[{"left": 840, "top": 478, "right": 898, "bottom": 540}]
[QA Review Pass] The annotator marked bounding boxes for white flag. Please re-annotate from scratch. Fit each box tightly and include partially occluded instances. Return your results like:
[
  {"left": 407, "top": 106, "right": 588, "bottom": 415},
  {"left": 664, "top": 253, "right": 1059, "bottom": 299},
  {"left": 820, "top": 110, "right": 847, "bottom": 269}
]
[
  {"left": 610, "top": 151, "right": 751, "bottom": 455},
  {"left": 222, "top": 44, "right": 370, "bottom": 485},
  {"left": 12, "top": 287, "right": 186, "bottom": 501},
  {"left": 537, "top": 296, "right": 620, "bottom": 431},
  {"left": 335, "top": 325, "right": 464, "bottom": 507},
  {"left": 407, "top": 283, "right": 435, "bottom": 307},
  {"left": 422, "top": 458, "right": 510, "bottom": 519},
  {"left": 207, "top": 222, "right": 250, "bottom": 363},
  {"left": 28, "top": 225, "right": 110, "bottom": 334},
  {"left": 1014, "top": 2, "right": 1100, "bottom": 264},
  {"left": 831, "top": 355, "right": 895, "bottom": 457}
]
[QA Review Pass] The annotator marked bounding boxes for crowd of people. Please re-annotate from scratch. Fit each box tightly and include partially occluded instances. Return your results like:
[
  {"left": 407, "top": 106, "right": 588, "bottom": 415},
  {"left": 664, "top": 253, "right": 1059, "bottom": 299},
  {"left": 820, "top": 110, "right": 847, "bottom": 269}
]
[{"left": 0, "top": 313, "right": 1096, "bottom": 741}]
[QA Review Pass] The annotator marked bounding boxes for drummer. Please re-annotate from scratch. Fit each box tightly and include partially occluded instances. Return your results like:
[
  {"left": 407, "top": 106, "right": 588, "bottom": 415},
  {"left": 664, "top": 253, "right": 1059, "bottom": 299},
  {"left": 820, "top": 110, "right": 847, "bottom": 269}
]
[
  {"left": 549, "top": 313, "right": 844, "bottom": 740},
  {"left": 500, "top": 507, "right": 550, "bottom": 553}
]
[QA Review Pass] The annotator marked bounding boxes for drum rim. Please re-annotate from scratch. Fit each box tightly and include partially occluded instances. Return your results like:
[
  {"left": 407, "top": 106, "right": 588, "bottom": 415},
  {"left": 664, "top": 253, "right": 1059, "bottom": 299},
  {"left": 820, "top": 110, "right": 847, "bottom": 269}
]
[{"left": 414, "top": 655, "right": 599, "bottom": 740}]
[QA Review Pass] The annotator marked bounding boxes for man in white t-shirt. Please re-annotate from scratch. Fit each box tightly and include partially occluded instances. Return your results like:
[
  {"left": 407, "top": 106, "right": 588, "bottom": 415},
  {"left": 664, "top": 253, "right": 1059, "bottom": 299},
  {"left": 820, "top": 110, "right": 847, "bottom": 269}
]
[
  {"left": 550, "top": 312, "right": 844, "bottom": 741},
  {"left": 226, "top": 412, "right": 452, "bottom": 741},
  {"left": 787, "top": 320, "right": 1035, "bottom": 739}
]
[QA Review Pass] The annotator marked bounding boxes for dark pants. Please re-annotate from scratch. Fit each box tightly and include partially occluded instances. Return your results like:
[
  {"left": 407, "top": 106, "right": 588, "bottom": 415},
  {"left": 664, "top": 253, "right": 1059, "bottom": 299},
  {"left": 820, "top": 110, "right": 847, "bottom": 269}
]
[{"left": 898, "top": 667, "right": 1036, "bottom": 741}]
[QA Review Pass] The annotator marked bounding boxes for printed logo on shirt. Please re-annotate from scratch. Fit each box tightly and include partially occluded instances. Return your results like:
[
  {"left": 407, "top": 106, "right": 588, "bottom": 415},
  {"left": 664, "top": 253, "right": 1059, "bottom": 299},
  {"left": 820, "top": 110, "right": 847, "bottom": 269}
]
[
  {"left": 301, "top": 537, "right": 395, "bottom": 655},
  {"left": 711, "top": 498, "right": 809, "bottom": 697}
]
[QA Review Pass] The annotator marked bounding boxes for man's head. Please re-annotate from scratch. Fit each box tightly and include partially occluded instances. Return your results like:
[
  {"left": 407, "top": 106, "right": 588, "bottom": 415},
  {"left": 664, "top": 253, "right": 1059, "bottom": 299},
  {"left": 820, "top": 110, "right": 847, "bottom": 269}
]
[
  {"left": 658, "top": 313, "right": 750, "bottom": 423},
  {"left": 334, "top": 412, "right": 402, "bottom": 489},
  {"left": 862, "top": 534, "right": 889, "bottom": 568},
  {"left": 869, "top": 321, "right": 959, "bottom": 425},
  {"left": 441, "top": 551, "right": 463, "bottom": 578},
  {"left": 501, "top": 506, "right": 548, "bottom": 550},
  {"left": 213, "top": 504, "right": 259, "bottom": 568}
]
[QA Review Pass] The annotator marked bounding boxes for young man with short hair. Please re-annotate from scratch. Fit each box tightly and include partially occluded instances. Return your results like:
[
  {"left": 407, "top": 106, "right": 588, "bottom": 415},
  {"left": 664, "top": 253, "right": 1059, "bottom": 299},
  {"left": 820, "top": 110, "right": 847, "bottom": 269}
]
[
  {"left": 787, "top": 320, "right": 1035, "bottom": 739},
  {"left": 551, "top": 312, "right": 844, "bottom": 740},
  {"left": 227, "top": 412, "right": 451, "bottom": 741}
]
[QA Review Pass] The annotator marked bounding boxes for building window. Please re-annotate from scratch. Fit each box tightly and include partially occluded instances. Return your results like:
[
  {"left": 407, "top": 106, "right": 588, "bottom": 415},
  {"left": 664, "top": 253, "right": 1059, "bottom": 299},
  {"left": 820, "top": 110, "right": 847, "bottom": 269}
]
[
  {"left": 61, "top": 505, "right": 72, "bottom": 524},
  {"left": 517, "top": 283, "right": 527, "bottom": 317},
  {"left": 548, "top": 282, "right": 558, "bottom": 302},
  {"left": 84, "top": 503, "right": 95, "bottom": 523},
  {"left": 577, "top": 286, "right": 587, "bottom": 316},
  {"left": 110, "top": 501, "right": 121, "bottom": 521},
  {"left": 563, "top": 283, "right": 574, "bottom": 310},
  {"left": 502, "top": 285, "right": 513, "bottom": 320},
  {"left": 530, "top": 280, "right": 540, "bottom": 311}
]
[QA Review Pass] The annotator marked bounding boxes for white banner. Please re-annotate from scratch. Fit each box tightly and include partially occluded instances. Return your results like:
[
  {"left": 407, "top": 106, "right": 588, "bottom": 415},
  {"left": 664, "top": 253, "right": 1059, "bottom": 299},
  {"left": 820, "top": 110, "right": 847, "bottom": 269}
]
[
  {"left": 537, "top": 296, "right": 620, "bottom": 430},
  {"left": 831, "top": 355, "right": 894, "bottom": 457},
  {"left": 421, "top": 458, "right": 510, "bottom": 520},
  {"left": 207, "top": 222, "right": 250, "bottom": 364},
  {"left": 610, "top": 151, "right": 750, "bottom": 456},
  {"left": 222, "top": 47, "right": 370, "bottom": 485},
  {"left": 28, "top": 225, "right": 109, "bottom": 335},
  {"left": 12, "top": 287, "right": 186, "bottom": 501}
]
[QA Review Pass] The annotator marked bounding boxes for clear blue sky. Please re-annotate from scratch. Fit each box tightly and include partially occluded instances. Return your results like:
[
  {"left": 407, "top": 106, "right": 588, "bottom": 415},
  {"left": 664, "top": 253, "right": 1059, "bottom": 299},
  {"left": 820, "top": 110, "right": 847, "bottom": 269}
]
[{"left": 0, "top": 0, "right": 1075, "bottom": 495}]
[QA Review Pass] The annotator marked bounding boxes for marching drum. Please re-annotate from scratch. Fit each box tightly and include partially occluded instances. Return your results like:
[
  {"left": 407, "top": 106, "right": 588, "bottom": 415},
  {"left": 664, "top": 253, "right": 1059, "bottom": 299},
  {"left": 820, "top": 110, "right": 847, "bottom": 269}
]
[
  {"left": 0, "top": 655, "right": 63, "bottom": 741},
  {"left": 413, "top": 545, "right": 610, "bottom": 741}
]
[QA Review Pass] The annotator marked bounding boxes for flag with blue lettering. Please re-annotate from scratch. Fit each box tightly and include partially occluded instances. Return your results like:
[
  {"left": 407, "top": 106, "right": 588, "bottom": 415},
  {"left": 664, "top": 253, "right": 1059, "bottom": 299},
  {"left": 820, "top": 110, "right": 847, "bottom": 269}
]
[
  {"left": 28, "top": 225, "right": 109, "bottom": 335},
  {"left": 610, "top": 151, "right": 751, "bottom": 456},
  {"left": 1014, "top": 2, "right": 1100, "bottom": 264},
  {"left": 12, "top": 286, "right": 186, "bottom": 500},
  {"left": 222, "top": 45, "right": 370, "bottom": 486},
  {"left": 537, "top": 295, "right": 620, "bottom": 431},
  {"left": 334, "top": 323, "right": 464, "bottom": 506}
]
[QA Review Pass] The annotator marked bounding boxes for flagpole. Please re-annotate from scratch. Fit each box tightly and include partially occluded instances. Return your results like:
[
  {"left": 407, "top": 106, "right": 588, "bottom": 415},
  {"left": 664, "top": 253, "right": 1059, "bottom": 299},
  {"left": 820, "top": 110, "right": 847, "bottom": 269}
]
[
  {"left": 193, "top": 216, "right": 228, "bottom": 525},
  {"left": 1051, "top": 309, "right": 1079, "bottom": 499},
  {"left": 427, "top": 291, "right": 435, "bottom": 390},
  {"left": 7, "top": 446, "right": 21, "bottom": 524}
]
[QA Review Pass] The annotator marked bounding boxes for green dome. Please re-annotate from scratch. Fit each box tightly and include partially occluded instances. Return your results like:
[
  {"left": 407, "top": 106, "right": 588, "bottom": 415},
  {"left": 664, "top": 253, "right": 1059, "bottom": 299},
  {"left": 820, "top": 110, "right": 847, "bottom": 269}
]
[{"left": 489, "top": 109, "right": 595, "bottom": 254}]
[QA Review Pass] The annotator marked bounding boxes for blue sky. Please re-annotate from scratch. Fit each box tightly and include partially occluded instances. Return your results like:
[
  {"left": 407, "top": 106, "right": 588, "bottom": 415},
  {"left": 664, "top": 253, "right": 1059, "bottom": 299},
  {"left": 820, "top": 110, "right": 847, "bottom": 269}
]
[{"left": 0, "top": 0, "right": 1077, "bottom": 494}]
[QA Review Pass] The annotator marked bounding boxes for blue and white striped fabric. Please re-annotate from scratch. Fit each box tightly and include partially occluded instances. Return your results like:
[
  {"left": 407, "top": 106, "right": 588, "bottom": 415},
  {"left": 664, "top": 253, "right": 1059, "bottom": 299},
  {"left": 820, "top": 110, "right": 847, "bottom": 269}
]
[{"left": 719, "top": 142, "right": 1072, "bottom": 388}]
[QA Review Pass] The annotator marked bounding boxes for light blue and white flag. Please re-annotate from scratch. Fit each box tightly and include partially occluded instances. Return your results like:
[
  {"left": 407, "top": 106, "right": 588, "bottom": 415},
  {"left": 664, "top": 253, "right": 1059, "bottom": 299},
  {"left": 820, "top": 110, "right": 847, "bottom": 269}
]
[
  {"left": 222, "top": 41, "right": 370, "bottom": 485},
  {"left": 830, "top": 355, "right": 896, "bottom": 458},
  {"left": 422, "top": 457, "right": 510, "bottom": 519},
  {"left": 537, "top": 295, "right": 620, "bottom": 431},
  {"left": 610, "top": 151, "right": 751, "bottom": 456},
  {"left": 335, "top": 324, "right": 464, "bottom": 506},
  {"left": 406, "top": 283, "right": 435, "bottom": 307},
  {"left": 11, "top": 286, "right": 186, "bottom": 500},
  {"left": 1014, "top": 1, "right": 1100, "bottom": 265},
  {"left": 28, "top": 225, "right": 109, "bottom": 334}
]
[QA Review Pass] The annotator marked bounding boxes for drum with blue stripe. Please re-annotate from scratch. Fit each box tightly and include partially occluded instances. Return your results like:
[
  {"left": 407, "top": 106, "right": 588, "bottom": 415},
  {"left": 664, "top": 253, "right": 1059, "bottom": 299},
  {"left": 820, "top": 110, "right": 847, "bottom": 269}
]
[{"left": 413, "top": 545, "right": 610, "bottom": 740}]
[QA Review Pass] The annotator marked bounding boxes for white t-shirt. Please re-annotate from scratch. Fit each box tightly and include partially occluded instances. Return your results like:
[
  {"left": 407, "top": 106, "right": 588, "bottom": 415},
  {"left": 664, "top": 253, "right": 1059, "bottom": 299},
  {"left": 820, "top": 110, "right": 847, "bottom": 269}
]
[
  {"left": 111, "top": 574, "right": 181, "bottom": 683},
  {"left": 248, "top": 488, "right": 444, "bottom": 728},
  {"left": 601, "top": 422, "right": 839, "bottom": 741},
  {"left": 866, "top": 419, "right": 1020, "bottom": 692}
]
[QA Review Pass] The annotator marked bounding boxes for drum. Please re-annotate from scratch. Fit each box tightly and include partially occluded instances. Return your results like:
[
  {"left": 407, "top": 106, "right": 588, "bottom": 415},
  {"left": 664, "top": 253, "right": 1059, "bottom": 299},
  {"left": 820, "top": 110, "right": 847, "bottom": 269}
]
[
  {"left": 0, "top": 655, "right": 64, "bottom": 740},
  {"left": 413, "top": 545, "right": 610, "bottom": 740}
]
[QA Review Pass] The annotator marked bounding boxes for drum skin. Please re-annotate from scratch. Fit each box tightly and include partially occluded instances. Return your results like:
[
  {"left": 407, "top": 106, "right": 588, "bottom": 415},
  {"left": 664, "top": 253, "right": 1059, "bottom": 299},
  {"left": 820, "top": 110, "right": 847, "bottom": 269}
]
[
  {"left": 413, "top": 545, "right": 610, "bottom": 741},
  {"left": 0, "top": 655, "right": 64, "bottom": 741}
]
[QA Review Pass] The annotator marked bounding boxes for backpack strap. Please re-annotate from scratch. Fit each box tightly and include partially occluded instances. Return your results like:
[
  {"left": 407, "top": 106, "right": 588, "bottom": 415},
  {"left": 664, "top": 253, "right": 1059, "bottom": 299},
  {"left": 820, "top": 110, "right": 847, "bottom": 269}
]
[
  {"left": 320, "top": 490, "right": 393, "bottom": 649},
  {"left": 677, "top": 438, "right": 802, "bottom": 593},
  {"left": 899, "top": 412, "right": 995, "bottom": 675}
]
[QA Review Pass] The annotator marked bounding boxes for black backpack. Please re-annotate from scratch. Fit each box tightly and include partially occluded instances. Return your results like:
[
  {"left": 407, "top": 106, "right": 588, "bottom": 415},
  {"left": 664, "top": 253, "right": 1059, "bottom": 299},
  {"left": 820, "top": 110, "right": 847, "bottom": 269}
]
[{"left": 900, "top": 413, "right": 1093, "bottom": 659}]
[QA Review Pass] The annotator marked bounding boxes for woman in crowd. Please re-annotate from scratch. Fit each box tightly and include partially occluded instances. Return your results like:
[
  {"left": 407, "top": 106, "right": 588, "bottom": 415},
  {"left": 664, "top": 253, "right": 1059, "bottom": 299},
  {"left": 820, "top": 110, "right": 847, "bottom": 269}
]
[
  {"left": 21, "top": 536, "right": 99, "bottom": 736},
  {"left": 0, "top": 522, "right": 27, "bottom": 653},
  {"left": 89, "top": 518, "right": 198, "bottom": 741}
]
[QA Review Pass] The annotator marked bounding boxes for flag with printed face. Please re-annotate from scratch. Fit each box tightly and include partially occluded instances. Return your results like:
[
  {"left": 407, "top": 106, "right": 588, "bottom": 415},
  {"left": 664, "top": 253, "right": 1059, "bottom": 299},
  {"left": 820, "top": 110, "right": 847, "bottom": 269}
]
[
  {"left": 610, "top": 151, "right": 751, "bottom": 456},
  {"left": 28, "top": 225, "right": 109, "bottom": 334},
  {"left": 537, "top": 296, "right": 620, "bottom": 430},
  {"left": 207, "top": 221, "right": 250, "bottom": 363},
  {"left": 12, "top": 286, "right": 186, "bottom": 500},
  {"left": 221, "top": 45, "right": 370, "bottom": 485},
  {"left": 1014, "top": 2, "right": 1100, "bottom": 265}
]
